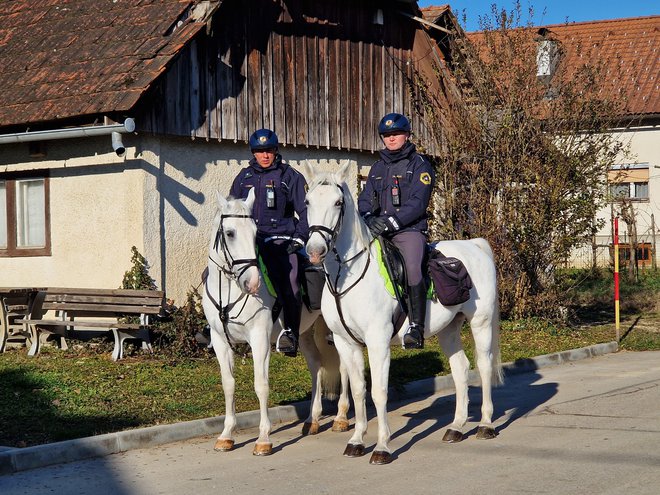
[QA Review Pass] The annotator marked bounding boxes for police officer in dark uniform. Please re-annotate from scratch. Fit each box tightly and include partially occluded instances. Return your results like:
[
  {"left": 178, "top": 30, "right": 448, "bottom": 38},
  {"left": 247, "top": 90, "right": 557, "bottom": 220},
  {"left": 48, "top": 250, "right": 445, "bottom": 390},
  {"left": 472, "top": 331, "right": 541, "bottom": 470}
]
[
  {"left": 230, "top": 129, "right": 309, "bottom": 356},
  {"left": 358, "top": 113, "right": 435, "bottom": 349}
]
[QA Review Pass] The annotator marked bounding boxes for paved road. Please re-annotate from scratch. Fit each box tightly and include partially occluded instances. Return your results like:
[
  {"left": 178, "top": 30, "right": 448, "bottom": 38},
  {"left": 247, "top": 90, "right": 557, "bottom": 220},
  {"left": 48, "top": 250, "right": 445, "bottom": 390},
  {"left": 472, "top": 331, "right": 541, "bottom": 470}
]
[{"left": 2, "top": 349, "right": 660, "bottom": 495}]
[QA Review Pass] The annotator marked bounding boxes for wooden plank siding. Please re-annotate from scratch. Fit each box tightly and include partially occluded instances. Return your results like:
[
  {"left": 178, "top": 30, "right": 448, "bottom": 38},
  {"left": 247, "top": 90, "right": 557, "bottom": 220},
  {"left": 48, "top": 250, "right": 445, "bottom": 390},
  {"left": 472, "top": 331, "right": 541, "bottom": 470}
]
[{"left": 138, "top": 0, "right": 443, "bottom": 154}]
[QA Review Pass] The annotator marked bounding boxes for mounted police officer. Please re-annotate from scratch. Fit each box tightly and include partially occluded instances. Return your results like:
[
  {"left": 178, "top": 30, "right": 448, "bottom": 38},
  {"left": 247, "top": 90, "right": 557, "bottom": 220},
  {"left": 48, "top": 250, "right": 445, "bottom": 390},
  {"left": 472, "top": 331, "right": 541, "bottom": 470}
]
[
  {"left": 230, "top": 129, "right": 309, "bottom": 357},
  {"left": 357, "top": 113, "right": 435, "bottom": 349}
]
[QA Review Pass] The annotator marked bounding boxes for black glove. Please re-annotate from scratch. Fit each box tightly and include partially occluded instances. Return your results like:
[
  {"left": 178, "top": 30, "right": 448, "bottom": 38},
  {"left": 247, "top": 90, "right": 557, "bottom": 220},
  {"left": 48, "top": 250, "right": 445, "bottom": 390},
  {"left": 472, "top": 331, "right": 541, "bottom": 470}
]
[
  {"left": 286, "top": 240, "right": 303, "bottom": 255},
  {"left": 365, "top": 216, "right": 390, "bottom": 237}
]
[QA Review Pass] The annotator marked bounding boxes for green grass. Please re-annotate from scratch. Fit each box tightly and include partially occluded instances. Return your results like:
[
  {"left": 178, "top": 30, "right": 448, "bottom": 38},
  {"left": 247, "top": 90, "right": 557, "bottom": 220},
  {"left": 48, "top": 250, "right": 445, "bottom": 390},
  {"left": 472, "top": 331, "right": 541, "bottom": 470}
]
[
  {"left": 3, "top": 318, "right": 656, "bottom": 449},
  {"left": 3, "top": 267, "right": 660, "bottom": 448}
]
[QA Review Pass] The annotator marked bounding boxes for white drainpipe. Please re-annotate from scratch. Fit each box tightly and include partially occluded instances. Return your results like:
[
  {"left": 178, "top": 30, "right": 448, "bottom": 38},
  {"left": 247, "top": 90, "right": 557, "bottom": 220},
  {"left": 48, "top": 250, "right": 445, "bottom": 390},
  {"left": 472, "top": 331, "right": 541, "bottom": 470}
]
[
  {"left": 0, "top": 118, "right": 135, "bottom": 145},
  {"left": 0, "top": 118, "right": 136, "bottom": 157}
]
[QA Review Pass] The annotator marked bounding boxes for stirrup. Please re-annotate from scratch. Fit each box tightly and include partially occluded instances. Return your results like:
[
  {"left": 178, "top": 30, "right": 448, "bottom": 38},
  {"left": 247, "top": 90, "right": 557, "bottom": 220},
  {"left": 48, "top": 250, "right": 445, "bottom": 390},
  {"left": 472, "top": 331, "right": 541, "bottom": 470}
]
[
  {"left": 276, "top": 329, "right": 298, "bottom": 356},
  {"left": 402, "top": 324, "right": 424, "bottom": 350}
]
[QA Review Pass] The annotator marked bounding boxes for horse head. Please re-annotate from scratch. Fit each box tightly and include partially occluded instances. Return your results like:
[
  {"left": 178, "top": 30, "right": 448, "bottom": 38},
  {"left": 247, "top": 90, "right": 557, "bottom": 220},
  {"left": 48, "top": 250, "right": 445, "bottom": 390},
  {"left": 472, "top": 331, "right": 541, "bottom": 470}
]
[
  {"left": 305, "top": 161, "right": 369, "bottom": 264},
  {"left": 210, "top": 189, "right": 261, "bottom": 294}
]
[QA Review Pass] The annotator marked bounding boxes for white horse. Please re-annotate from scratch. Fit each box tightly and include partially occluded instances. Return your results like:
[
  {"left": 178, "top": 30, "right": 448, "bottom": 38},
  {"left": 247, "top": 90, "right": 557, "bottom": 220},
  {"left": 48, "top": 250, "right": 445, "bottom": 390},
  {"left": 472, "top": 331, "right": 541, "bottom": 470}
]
[
  {"left": 304, "top": 163, "right": 503, "bottom": 465},
  {"left": 202, "top": 190, "right": 347, "bottom": 456}
]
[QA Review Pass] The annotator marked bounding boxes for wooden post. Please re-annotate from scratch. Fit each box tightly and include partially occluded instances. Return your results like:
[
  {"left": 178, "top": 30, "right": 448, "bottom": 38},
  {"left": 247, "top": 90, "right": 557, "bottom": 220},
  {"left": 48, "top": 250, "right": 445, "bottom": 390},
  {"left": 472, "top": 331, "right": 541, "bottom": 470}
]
[{"left": 652, "top": 213, "right": 657, "bottom": 271}]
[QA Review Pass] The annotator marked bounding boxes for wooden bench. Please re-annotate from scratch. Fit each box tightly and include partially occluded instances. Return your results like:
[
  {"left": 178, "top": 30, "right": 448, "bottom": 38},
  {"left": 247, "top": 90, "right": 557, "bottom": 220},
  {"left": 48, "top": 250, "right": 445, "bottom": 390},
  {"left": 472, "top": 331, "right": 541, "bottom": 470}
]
[
  {"left": 22, "top": 288, "right": 166, "bottom": 361},
  {"left": 1, "top": 287, "right": 45, "bottom": 353}
]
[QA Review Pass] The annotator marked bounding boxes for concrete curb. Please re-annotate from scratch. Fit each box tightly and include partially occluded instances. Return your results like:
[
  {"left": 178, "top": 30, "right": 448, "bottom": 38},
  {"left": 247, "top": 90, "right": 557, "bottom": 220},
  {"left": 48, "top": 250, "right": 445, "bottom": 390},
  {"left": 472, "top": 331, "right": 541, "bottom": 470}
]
[{"left": 0, "top": 341, "right": 618, "bottom": 475}]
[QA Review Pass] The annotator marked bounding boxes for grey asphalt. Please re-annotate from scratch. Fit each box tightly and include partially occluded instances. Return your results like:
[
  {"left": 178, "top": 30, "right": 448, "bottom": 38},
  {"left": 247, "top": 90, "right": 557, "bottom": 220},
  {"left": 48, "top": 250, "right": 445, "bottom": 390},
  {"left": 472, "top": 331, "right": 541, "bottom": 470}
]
[{"left": 3, "top": 342, "right": 660, "bottom": 494}]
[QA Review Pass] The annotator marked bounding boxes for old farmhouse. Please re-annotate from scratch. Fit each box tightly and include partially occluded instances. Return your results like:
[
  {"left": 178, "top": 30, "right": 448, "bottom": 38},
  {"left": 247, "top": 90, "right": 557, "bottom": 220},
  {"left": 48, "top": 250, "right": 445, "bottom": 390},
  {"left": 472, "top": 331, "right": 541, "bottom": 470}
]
[{"left": 0, "top": 0, "right": 467, "bottom": 303}]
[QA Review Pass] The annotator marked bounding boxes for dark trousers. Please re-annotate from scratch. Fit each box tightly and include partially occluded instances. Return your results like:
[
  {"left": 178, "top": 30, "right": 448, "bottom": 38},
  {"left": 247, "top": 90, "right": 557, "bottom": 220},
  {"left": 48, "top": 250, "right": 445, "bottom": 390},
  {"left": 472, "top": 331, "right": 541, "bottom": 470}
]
[
  {"left": 389, "top": 231, "right": 426, "bottom": 286},
  {"left": 257, "top": 238, "right": 302, "bottom": 336}
]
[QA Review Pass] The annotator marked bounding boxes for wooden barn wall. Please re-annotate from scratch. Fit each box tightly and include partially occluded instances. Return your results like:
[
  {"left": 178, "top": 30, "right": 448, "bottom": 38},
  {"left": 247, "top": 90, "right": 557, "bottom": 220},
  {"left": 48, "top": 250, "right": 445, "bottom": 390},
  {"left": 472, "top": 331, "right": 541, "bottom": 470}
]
[{"left": 139, "top": 0, "right": 441, "bottom": 154}]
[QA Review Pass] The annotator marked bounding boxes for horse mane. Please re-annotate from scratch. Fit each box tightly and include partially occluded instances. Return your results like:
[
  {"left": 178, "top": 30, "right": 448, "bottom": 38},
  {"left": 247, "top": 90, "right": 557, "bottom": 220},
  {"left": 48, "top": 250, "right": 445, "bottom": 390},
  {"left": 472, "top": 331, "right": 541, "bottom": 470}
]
[{"left": 308, "top": 172, "right": 371, "bottom": 251}]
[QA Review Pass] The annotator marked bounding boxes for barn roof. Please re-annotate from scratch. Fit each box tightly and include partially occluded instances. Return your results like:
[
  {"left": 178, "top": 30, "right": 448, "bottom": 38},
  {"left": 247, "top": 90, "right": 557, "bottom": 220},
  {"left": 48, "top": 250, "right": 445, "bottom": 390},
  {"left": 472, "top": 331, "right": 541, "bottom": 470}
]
[
  {"left": 0, "top": 0, "right": 209, "bottom": 129},
  {"left": 0, "top": 1, "right": 468, "bottom": 153}
]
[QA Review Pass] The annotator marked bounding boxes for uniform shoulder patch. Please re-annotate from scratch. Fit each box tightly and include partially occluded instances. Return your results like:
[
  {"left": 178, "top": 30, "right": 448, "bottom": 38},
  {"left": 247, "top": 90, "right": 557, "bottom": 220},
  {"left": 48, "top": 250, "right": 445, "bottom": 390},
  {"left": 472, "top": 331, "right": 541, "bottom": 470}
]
[{"left": 420, "top": 172, "right": 432, "bottom": 185}]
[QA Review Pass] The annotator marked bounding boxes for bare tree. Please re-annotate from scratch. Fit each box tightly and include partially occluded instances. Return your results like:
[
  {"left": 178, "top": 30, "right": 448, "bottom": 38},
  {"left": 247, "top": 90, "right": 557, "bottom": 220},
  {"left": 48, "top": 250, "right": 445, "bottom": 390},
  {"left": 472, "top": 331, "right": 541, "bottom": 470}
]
[{"left": 411, "top": 2, "right": 632, "bottom": 317}]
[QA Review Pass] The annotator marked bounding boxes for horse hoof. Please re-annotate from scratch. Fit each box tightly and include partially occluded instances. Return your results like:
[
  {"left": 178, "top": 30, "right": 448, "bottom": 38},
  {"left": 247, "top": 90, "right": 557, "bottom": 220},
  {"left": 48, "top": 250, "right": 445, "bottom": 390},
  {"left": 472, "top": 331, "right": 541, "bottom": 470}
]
[
  {"left": 332, "top": 419, "right": 350, "bottom": 432},
  {"left": 476, "top": 426, "right": 498, "bottom": 440},
  {"left": 302, "top": 421, "right": 320, "bottom": 436},
  {"left": 252, "top": 442, "right": 273, "bottom": 456},
  {"left": 442, "top": 429, "right": 464, "bottom": 443},
  {"left": 369, "top": 451, "right": 393, "bottom": 465},
  {"left": 343, "top": 444, "right": 366, "bottom": 457},
  {"left": 214, "top": 438, "right": 234, "bottom": 452}
]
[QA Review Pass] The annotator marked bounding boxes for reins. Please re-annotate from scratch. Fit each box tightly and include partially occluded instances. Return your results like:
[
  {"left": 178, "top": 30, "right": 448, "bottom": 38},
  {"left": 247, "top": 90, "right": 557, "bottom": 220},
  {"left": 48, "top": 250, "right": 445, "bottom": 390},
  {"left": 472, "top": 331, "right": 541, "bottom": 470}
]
[
  {"left": 205, "top": 213, "right": 258, "bottom": 357},
  {"left": 307, "top": 184, "right": 373, "bottom": 347}
]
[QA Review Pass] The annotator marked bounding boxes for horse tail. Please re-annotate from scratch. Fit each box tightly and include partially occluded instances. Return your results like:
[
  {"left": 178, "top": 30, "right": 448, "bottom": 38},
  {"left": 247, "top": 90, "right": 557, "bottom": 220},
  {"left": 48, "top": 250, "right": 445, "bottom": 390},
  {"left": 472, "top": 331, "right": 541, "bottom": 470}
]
[
  {"left": 470, "top": 237, "right": 495, "bottom": 260},
  {"left": 312, "top": 317, "right": 341, "bottom": 399},
  {"left": 491, "top": 301, "right": 504, "bottom": 386}
]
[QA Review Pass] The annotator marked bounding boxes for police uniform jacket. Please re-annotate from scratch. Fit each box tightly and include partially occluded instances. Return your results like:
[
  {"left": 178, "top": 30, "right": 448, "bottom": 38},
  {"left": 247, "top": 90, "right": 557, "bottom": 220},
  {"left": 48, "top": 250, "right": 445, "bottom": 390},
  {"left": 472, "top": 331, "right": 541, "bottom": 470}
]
[
  {"left": 230, "top": 156, "right": 309, "bottom": 244},
  {"left": 358, "top": 141, "right": 435, "bottom": 233}
]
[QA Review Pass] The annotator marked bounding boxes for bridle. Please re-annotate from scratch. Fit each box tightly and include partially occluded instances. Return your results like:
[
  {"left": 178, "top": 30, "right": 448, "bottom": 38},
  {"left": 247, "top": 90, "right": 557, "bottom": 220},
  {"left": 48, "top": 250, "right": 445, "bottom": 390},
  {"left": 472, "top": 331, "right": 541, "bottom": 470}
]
[
  {"left": 206, "top": 213, "right": 259, "bottom": 356},
  {"left": 307, "top": 183, "right": 373, "bottom": 346},
  {"left": 210, "top": 213, "right": 259, "bottom": 281}
]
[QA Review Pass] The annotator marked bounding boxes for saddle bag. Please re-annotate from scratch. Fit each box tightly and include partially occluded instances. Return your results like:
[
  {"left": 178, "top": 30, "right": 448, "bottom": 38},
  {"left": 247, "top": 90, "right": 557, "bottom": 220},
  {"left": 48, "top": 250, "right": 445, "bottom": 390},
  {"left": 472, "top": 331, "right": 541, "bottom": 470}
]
[{"left": 428, "top": 251, "right": 473, "bottom": 306}]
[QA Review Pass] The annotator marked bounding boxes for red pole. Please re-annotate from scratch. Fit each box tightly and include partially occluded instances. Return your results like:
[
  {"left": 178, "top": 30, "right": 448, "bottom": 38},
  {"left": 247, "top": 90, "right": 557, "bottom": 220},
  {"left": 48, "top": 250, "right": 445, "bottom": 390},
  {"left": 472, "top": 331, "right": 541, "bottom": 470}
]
[{"left": 614, "top": 217, "right": 620, "bottom": 342}]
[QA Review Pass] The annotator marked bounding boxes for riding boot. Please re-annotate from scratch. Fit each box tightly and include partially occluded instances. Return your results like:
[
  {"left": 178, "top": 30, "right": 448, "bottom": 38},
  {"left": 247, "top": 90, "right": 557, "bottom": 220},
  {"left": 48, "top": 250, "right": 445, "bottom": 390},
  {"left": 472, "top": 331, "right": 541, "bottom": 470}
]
[
  {"left": 276, "top": 328, "right": 298, "bottom": 357},
  {"left": 277, "top": 292, "right": 302, "bottom": 357},
  {"left": 403, "top": 282, "right": 427, "bottom": 350}
]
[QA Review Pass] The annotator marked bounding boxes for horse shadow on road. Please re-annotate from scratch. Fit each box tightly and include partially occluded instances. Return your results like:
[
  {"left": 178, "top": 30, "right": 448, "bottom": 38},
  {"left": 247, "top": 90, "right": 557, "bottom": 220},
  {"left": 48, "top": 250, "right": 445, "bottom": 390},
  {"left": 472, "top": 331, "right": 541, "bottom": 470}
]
[
  {"left": 233, "top": 361, "right": 558, "bottom": 459},
  {"left": 390, "top": 361, "right": 558, "bottom": 460}
]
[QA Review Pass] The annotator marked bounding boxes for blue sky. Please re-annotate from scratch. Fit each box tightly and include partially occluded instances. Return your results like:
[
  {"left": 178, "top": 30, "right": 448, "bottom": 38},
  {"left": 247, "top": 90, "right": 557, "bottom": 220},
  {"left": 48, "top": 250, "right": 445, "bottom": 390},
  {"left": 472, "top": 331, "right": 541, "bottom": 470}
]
[{"left": 417, "top": 0, "right": 659, "bottom": 31}]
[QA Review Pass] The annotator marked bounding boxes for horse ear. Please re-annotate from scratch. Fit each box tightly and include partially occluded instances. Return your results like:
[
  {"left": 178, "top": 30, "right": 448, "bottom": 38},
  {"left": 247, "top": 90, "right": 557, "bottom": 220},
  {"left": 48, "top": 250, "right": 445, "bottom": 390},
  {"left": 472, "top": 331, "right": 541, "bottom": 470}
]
[
  {"left": 334, "top": 160, "right": 353, "bottom": 185},
  {"left": 243, "top": 188, "right": 256, "bottom": 212},
  {"left": 216, "top": 191, "right": 229, "bottom": 209},
  {"left": 300, "top": 159, "right": 314, "bottom": 182}
]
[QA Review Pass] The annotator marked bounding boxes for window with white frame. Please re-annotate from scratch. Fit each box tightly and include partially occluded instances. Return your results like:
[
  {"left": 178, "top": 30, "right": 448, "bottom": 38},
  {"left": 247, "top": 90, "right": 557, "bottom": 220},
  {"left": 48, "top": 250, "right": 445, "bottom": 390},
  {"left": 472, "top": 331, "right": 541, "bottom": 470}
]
[
  {"left": 608, "top": 163, "right": 650, "bottom": 202},
  {"left": 0, "top": 176, "right": 51, "bottom": 257}
]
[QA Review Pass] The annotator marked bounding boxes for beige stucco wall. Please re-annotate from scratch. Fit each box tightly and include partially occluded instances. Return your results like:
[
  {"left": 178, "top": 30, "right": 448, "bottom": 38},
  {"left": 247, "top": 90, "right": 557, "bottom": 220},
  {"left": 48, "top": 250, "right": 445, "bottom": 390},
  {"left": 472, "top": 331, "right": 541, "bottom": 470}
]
[
  {"left": 1, "top": 136, "right": 144, "bottom": 289},
  {"left": 138, "top": 135, "right": 375, "bottom": 304}
]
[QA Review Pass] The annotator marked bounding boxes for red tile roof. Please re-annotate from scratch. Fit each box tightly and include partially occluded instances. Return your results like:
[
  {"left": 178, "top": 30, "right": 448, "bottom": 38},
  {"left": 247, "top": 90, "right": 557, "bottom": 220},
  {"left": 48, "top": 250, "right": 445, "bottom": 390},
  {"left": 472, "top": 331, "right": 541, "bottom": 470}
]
[
  {"left": 541, "top": 16, "right": 659, "bottom": 116},
  {"left": 468, "top": 16, "right": 659, "bottom": 117},
  {"left": 0, "top": 0, "right": 206, "bottom": 128}
]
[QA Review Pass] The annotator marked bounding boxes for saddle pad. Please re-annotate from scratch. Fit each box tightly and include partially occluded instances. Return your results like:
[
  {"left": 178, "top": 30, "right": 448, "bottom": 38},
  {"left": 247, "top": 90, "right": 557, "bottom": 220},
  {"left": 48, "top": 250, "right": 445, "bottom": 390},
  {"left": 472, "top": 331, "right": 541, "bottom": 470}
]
[
  {"left": 256, "top": 251, "right": 278, "bottom": 299},
  {"left": 374, "top": 240, "right": 434, "bottom": 300}
]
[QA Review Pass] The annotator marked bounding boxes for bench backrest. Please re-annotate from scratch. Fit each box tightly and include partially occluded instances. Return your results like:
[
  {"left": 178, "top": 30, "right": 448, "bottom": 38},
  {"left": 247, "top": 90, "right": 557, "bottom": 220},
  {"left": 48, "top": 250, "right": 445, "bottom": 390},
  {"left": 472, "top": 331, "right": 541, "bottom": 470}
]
[{"left": 38, "top": 288, "right": 165, "bottom": 317}]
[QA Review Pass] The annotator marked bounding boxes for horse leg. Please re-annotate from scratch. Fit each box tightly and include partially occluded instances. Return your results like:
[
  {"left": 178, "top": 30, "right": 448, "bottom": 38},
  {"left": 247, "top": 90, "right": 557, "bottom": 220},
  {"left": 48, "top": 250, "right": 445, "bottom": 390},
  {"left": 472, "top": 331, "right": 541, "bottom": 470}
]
[
  {"left": 332, "top": 361, "right": 350, "bottom": 432},
  {"left": 471, "top": 314, "right": 500, "bottom": 440},
  {"left": 250, "top": 333, "right": 273, "bottom": 455},
  {"left": 335, "top": 336, "right": 368, "bottom": 458},
  {"left": 298, "top": 323, "right": 323, "bottom": 436},
  {"left": 365, "top": 338, "right": 393, "bottom": 465},
  {"left": 212, "top": 339, "right": 238, "bottom": 452},
  {"left": 309, "top": 316, "right": 350, "bottom": 433},
  {"left": 437, "top": 315, "right": 470, "bottom": 443}
]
